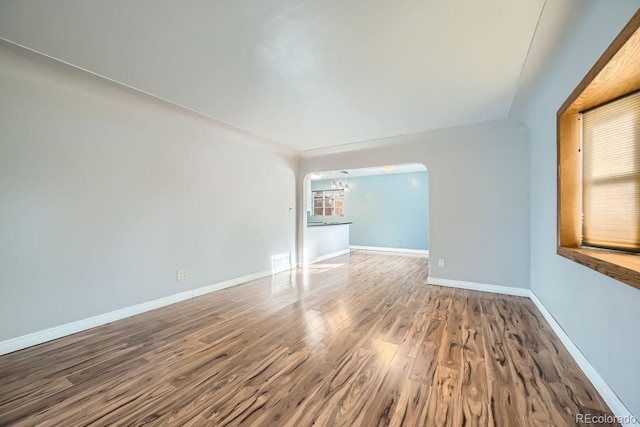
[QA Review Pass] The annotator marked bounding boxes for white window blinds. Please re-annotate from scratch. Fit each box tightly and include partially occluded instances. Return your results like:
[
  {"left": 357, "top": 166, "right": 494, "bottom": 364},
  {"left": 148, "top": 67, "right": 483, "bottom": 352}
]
[{"left": 582, "top": 91, "right": 640, "bottom": 252}]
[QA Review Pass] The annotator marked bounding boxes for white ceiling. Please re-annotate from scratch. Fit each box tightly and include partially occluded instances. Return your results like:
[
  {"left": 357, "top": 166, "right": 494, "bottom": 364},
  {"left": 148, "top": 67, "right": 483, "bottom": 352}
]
[{"left": 0, "top": 0, "right": 545, "bottom": 152}]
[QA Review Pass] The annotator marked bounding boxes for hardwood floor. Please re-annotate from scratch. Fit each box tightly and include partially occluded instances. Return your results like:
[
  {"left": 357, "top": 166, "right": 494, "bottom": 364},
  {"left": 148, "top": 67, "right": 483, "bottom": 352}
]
[{"left": 0, "top": 251, "right": 617, "bottom": 426}]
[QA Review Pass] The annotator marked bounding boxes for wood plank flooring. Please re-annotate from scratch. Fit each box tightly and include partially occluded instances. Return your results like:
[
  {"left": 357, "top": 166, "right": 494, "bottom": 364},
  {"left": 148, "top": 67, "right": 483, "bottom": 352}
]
[{"left": 0, "top": 251, "right": 617, "bottom": 426}]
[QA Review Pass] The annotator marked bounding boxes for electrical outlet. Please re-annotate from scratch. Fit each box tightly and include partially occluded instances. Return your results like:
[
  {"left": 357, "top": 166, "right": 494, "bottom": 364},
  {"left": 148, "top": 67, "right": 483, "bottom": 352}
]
[
  {"left": 177, "top": 270, "right": 188, "bottom": 281},
  {"left": 438, "top": 259, "right": 445, "bottom": 268}
]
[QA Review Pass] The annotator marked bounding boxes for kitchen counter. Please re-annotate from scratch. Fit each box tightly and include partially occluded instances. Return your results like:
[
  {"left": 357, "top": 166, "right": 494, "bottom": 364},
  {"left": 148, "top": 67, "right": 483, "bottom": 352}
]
[
  {"left": 304, "top": 222, "right": 351, "bottom": 263},
  {"left": 307, "top": 221, "right": 353, "bottom": 227}
]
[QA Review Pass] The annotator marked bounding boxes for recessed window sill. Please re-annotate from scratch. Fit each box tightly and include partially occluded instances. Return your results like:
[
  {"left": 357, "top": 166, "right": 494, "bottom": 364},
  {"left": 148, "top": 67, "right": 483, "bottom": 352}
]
[
  {"left": 558, "top": 246, "right": 640, "bottom": 290},
  {"left": 556, "top": 11, "right": 640, "bottom": 292}
]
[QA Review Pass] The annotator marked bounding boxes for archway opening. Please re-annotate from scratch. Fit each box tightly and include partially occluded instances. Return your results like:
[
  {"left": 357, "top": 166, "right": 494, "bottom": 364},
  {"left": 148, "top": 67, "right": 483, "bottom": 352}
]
[{"left": 302, "top": 163, "right": 429, "bottom": 265}]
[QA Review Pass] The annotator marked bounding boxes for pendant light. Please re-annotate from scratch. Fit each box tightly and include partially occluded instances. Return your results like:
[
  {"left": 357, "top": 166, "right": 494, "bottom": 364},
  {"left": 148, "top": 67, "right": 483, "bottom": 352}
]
[{"left": 340, "top": 171, "right": 349, "bottom": 191}]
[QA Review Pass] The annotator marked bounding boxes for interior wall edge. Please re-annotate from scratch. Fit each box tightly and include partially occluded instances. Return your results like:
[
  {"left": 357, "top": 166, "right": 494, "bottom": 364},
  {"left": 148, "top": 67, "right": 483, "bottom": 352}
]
[
  {"left": 529, "top": 291, "right": 638, "bottom": 425},
  {"left": 429, "top": 275, "right": 636, "bottom": 423},
  {"left": 0, "top": 37, "right": 300, "bottom": 163},
  {"left": 427, "top": 276, "right": 531, "bottom": 296},
  {"left": 350, "top": 246, "right": 429, "bottom": 256},
  {"left": 0, "top": 265, "right": 292, "bottom": 356},
  {"left": 3, "top": 267, "right": 632, "bottom": 423}
]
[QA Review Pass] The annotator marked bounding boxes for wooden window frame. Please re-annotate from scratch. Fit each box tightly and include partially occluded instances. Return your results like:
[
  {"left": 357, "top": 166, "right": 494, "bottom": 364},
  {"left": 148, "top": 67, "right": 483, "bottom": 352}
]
[{"left": 557, "top": 10, "right": 640, "bottom": 290}]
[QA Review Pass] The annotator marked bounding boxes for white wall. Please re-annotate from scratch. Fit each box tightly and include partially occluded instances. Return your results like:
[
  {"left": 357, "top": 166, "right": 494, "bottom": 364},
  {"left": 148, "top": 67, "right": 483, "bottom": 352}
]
[
  {"left": 511, "top": 0, "right": 640, "bottom": 416},
  {"left": 0, "top": 41, "right": 297, "bottom": 342},
  {"left": 299, "top": 120, "right": 530, "bottom": 289}
]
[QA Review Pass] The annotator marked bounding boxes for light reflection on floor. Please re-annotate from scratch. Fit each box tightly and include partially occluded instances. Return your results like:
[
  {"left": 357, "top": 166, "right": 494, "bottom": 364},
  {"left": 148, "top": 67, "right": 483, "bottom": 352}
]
[
  {"left": 304, "top": 263, "right": 345, "bottom": 274},
  {"left": 266, "top": 258, "right": 355, "bottom": 345}
]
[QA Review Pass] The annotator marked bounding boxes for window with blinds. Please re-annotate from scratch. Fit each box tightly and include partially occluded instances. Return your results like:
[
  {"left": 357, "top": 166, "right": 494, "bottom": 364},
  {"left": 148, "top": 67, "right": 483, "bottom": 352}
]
[{"left": 581, "top": 91, "right": 640, "bottom": 252}]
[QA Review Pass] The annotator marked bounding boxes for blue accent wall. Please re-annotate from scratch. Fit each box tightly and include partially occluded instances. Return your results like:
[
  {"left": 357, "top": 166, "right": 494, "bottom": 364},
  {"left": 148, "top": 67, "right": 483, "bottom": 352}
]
[{"left": 309, "top": 171, "right": 429, "bottom": 250}]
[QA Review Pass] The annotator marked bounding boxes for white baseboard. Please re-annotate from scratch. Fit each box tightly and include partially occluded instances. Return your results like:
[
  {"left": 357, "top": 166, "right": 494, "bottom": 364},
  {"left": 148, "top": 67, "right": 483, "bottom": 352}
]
[
  {"left": 350, "top": 245, "right": 429, "bottom": 256},
  {"left": 427, "top": 276, "right": 530, "bottom": 297},
  {"left": 307, "top": 249, "right": 351, "bottom": 265},
  {"left": 427, "top": 276, "right": 635, "bottom": 425},
  {"left": 1, "top": 265, "right": 634, "bottom": 424},
  {"left": 0, "top": 266, "right": 290, "bottom": 356},
  {"left": 528, "top": 292, "right": 637, "bottom": 426}
]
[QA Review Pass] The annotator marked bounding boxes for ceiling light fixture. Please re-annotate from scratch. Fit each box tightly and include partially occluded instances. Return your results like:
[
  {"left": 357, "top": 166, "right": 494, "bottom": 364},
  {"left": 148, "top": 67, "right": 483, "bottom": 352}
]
[
  {"left": 381, "top": 165, "right": 396, "bottom": 173},
  {"left": 331, "top": 171, "right": 338, "bottom": 189},
  {"left": 341, "top": 171, "right": 349, "bottom": 192},
  {"left": 310, "top": 172, "right": 323, "bottom": 180}
]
